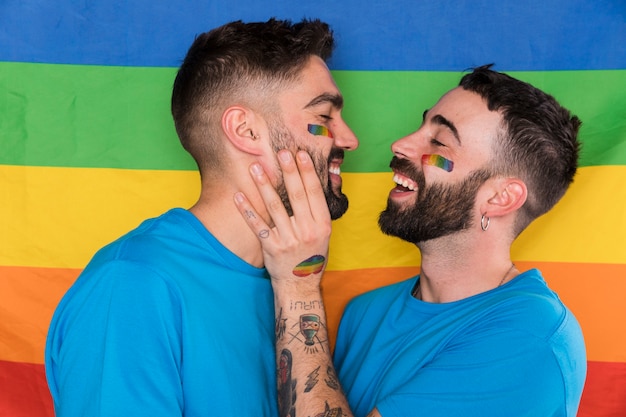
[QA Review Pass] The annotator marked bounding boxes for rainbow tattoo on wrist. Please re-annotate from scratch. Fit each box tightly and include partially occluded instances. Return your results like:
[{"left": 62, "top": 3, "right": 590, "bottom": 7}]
[
  {"left": 293, "top": 255, "right": 326, "bottom": 277},
  {"left": 422, "top": 154, "right": 454, "bottom": 172},
  {"left": 308, "top": 124, "right": 333, "bottom": 139}
]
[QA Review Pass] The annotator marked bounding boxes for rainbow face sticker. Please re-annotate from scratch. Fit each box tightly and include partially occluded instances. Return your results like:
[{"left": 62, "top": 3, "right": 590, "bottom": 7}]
[
  {"left": 307, "top": 124, "right": 333, "bottom": 139},
  {"left": 422, "top": 154, "right": 454, "bottom": 172},
  {"left": 293, "top": 255, "right": 326, "bottom": 277}
]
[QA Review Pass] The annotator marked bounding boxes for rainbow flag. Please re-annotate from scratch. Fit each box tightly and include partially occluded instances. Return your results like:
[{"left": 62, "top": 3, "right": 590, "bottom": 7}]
[{"left": 1, "top": 1, "right": 624, "bottom": 415}]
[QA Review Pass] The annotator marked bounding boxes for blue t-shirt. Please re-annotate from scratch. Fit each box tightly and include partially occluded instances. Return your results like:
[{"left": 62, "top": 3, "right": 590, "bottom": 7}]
[
  {"left": 45, "top": 208, "right": 277, "bottom": 416},
  {"left": 334, "top": 269, "right": 586, "bottom": 417}
]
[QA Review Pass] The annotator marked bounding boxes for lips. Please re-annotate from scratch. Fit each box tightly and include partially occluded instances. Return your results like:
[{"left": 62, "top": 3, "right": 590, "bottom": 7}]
[
  {"left": 392, "top": 171, "right": 417, "bottom": 191},
  {"left": 388, "top": 156, "right": 423, "bottom": 197},
  {"left": 328, "top": 148, "right": 345, "bottom": 184}
]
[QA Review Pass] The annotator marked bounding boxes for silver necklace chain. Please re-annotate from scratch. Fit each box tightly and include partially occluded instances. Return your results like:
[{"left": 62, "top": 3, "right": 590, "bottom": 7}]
[{"left": 412, "top": 263, "right": 516, "bottom": 300}]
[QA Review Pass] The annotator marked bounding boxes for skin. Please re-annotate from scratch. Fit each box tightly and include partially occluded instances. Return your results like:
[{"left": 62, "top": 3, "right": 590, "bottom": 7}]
[
  {"left": 235, "top": 87, "right": 528, "bottom": 416},
  {"left": 388, "top": 87, "right": 526, "bottom": 303},
  {"left": 190, "top": 55, "right": 358, "bottom": 269}
]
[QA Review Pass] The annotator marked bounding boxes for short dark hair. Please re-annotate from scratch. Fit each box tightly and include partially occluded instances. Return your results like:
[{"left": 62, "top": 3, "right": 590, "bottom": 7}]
[
  {"left": 171, "top": 18, "right": 334, "bottom": 172},
  {"left": 459, "top": 64, "right": 581, "bottom": 235}
]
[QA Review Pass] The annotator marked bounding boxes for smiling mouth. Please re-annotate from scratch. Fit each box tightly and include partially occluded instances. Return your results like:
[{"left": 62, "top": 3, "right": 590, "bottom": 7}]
[{"left": 392, "top": 171, "right": 418, "bottom": 192}]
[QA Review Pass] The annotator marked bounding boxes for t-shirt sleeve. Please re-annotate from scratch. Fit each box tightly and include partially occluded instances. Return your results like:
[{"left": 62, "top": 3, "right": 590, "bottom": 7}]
[{"left": 46, "top": 260, "right": 184, "bottom": 416}]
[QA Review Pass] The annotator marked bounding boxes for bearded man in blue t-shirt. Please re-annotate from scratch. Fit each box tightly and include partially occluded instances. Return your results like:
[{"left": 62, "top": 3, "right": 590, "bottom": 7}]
[{"left": 237, "top": 64, "right": 587, "bottom": 417}]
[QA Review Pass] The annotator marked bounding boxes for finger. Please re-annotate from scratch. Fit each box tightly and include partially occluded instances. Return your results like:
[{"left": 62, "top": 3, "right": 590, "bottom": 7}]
[
  {"left": 248, "top": 161, "right": 293, "bottom": 233},
  {"left": 276, "top": 150, "right": 314, "bottom": 221},
  {"left": 294, "top": 150, "right": 331, "bottom": 223},
  {"left": 233, "top": 192, "right": 273, "bottom": 241}
]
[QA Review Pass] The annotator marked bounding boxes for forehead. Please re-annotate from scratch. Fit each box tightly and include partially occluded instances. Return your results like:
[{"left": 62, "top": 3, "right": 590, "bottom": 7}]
[
  {"left": 277, "top": 56, "right": 342, "bottom": 110},
  {"left": 428, "top": 87, "right": 502, "bottom": 148}
]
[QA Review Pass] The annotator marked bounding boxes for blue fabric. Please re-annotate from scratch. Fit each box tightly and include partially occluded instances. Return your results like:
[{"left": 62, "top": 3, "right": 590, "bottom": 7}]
[
  {"left": 334, "top": 269, "right": 587, "bottom": 417},
  {"left": 45, "top": 208, "right": 277, "bottom": 416},
  {"left": 2, "top": 0, "right": 624, "bottom": 70}
]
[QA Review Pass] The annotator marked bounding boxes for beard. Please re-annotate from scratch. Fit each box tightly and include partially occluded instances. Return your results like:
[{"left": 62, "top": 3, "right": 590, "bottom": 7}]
[
  {"left": 269, "top": 121, "right": 349, "bottom": 220},
  {"left": 378, "top": 156, "right": 492, "bottom": 244}
]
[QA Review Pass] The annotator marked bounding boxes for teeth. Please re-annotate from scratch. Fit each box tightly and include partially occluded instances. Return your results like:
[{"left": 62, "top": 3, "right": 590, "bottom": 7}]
[
  {"left": 393, "top": 173, "right": 416, "bottom": 191},
  {"left": 329, "top": 166, "right": 341, "bottom": 175}
]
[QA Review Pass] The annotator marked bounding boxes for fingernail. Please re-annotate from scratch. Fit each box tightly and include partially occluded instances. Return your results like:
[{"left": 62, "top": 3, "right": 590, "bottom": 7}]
[
  {"left": 278, "top": 150, "right": 292, "bottom": 163},
  {"left": 250, "top": 163, "right": 263, "bottom": 176},
  {"left": 234, "top": 192, "right": 244, "bottom": 203},
  {"left": 297, "top": 150, "right": 309, "bottom": 163}
]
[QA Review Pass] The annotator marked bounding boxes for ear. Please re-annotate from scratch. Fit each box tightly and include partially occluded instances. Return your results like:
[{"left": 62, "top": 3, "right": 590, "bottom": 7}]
[
  {"left": 221, "top": 105, "right": 265, "bottom": 156},
  {"left": 481, "top": 177, "right": 527, "bottom": 217}
]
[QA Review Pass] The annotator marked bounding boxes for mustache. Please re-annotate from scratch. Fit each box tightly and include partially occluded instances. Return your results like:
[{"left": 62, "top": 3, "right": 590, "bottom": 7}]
[
  {"left": 389, "top": 156, "right": 423, "bottom": 183},
  {"left": 328, "top": 147, "right": 345, "bottom": 161}
]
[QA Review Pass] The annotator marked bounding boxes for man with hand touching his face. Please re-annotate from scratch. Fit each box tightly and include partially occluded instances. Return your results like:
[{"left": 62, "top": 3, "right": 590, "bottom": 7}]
[
  {"left": 236, "top": 65, "right": 586, "bottom": 417},
  {"left": 45, "top": 18, "right": 357, "bottom": 417}
]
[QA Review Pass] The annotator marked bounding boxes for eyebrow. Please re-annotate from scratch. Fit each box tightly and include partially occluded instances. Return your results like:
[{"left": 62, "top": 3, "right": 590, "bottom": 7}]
[
  {"left": 423, "top": 109, "right": 461, "bottom": 145},
  {"left": 304, "top": 93, "right": 344, "bottom": 110}
]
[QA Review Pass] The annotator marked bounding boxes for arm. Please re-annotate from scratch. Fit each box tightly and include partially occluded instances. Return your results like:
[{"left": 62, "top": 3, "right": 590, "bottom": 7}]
[
  {"left": 46, "top": 262, "right": 184, "bottom": 416},
  {"left": 234, "top": 150, "right": 380, "bottom": 417}
]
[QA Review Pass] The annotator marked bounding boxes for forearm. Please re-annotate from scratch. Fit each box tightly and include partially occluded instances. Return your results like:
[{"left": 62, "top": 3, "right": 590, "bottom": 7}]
[{"left": 273, "top": 283, "right": 353, "bottom": 417}]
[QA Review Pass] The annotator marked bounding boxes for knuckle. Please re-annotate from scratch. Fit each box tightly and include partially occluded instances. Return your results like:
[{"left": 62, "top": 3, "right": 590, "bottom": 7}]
[{"left": 267, "top": 198, "right": 284, "bottom": 213}]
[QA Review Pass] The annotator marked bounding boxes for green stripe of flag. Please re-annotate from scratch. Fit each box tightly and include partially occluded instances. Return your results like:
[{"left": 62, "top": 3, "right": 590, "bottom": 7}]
[{"left": 2, "top": 62, "right": 624, "bottom": 172}]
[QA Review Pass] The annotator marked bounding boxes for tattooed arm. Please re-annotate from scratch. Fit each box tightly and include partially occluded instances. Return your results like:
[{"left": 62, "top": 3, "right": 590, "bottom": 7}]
[{"left": 234, "top": 150, "right": 380, "bottom": 417}]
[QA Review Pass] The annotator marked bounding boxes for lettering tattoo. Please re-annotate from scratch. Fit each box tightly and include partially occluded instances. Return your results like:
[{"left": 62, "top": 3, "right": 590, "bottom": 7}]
[
  {"left": 244, "top": 209, "right": 256, "bottom": 219},
  {"left": 278, "top": 349, "right": 297, "bottom": 417},
  {"left": 290, "top": 299, "right": 324, "bottom": 311}
]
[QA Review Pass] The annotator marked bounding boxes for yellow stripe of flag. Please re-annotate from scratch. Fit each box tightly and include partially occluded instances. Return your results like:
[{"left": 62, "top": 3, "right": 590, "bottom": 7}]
[{"left": 1, "top": 165, "right": 624, "bottom": 268}]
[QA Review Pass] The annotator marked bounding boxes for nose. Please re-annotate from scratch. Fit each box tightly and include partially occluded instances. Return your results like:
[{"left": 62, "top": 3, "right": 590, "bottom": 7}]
[
  {"left": 332, "top": 119, "right": 359, "bottom": 151},
  {"left": 391, "top": 131, "right": 420, "bottom": 159}
]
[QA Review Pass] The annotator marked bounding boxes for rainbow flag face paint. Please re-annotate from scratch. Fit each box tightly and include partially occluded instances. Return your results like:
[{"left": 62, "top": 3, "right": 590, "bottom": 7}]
[
  {"left": 422, "top": 154, "right": 454, "bottom": 172},
  {"left": 293, "top": 255, "right": 326, "bottom": 277},
  {"left": 307, "top": 124, "right": 333, "bottom": 139}
]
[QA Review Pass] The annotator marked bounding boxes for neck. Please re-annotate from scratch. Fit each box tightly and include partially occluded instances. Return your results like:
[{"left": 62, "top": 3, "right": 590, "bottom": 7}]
[
  {"left": 190, "top": 197, "right": 265, "bottom": 268},
  {"left": 414, "top": 252, "right": 518, "bottom": 303}
]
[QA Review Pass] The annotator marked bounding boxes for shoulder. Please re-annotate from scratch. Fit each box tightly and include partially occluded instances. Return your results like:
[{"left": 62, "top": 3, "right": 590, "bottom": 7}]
[
  {"left": 491, "top": 269, "right": 577, "bottom": 338},
  {"left": 345, "top": 278, "right": 415, "bottom": 315}
]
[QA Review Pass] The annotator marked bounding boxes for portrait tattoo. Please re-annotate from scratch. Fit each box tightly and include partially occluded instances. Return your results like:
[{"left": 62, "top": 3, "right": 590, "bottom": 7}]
[
  {"left": 278, "top": 349, "right": 297, "bottom": 417},
  {"left": 288, "top": 314, "right": 327, "bottom": 354}
]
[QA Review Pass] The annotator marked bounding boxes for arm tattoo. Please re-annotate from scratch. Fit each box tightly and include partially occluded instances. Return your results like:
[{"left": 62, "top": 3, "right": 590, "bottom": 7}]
[
  {"left": 275, "top": 307, "right": 287, "bottom": 341},
  {"left": 292, "top": 254, "right": 325, "bottom": 277},
  {"left": 304, "top": 366, "right": 320, "bottom": 393},
  {"left": 324, "top": 366, "right": 340, "bottom": 391},
  {"left": 278, "top": 349, "right": 297, "bottom": 417},
  {"left": 287, "top": 314, "right": 327, "bottom": 354},
  {"left": 290, "top": 299, "right": 324, "bottom": 311},
  {"left": 313, "top": 401, "right": 344, "bottom": 417}
]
